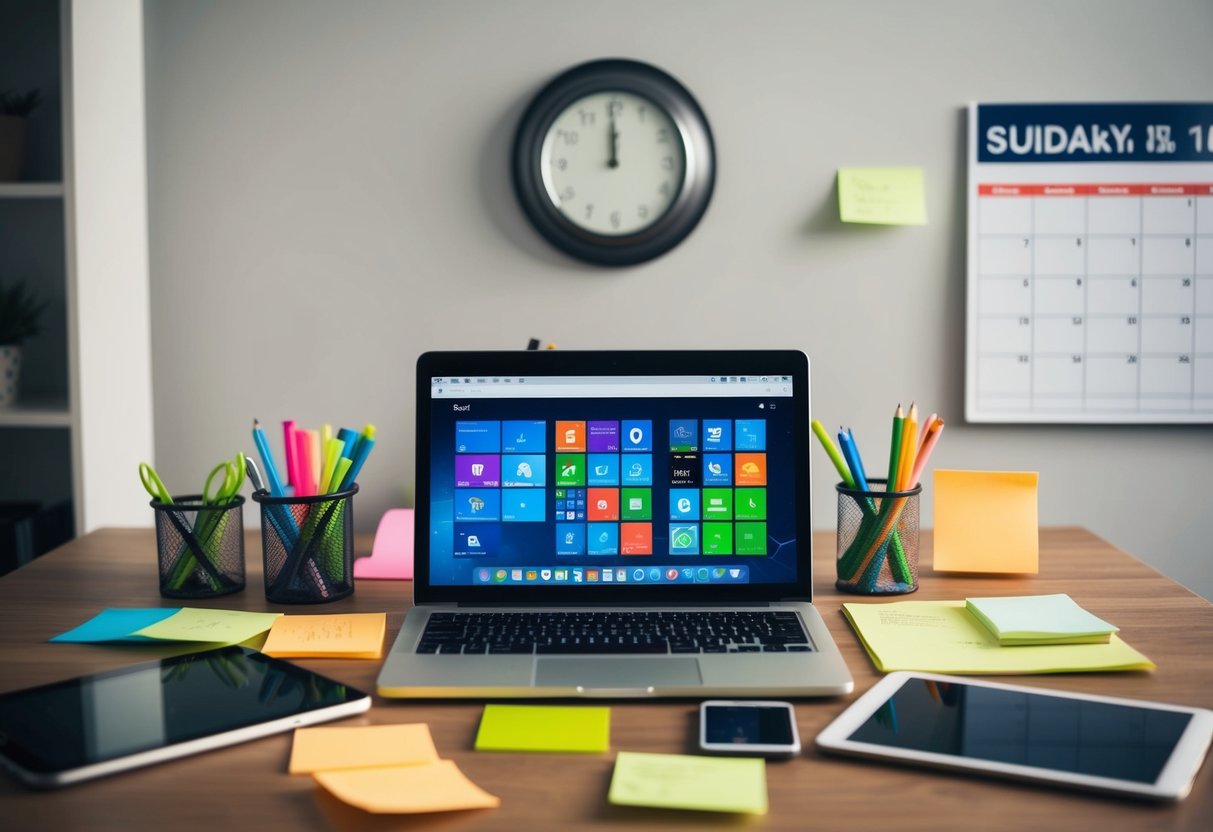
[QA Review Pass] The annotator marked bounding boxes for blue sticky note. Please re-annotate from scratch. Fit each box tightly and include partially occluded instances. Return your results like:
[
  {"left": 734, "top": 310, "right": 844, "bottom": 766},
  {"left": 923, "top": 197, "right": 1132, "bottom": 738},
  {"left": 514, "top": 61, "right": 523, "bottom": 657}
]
[{"left": 50, "top": 608, "right": 181, "bottom": 643}]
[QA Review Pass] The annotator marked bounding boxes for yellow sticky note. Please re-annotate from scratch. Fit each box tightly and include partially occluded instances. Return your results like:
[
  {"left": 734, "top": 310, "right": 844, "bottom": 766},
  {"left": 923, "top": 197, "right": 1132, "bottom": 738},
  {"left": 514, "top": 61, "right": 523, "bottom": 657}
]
[
  {"left": 475, "top": 704, "right": 610, "bottom": 753},
  {"left": 289, "top": 723, "right": 439, "bottom": 774},
  {"left": 261, "top": 613, "right": 386, "bottom": 659},
  {"left": 133, "top": 608, "right": 282, "bottom": 645},
  {"left": 837, "top": 167, "right": 927, "bottom": 225},
  {"left": 313, "top": 760, "right": 500, "bottom": 814},
  {"left": 609, "top": 751, "right": 767, "bottom": 815},
  {"left": 933, "top": 470, "right": 1039, "bottom": 573}
]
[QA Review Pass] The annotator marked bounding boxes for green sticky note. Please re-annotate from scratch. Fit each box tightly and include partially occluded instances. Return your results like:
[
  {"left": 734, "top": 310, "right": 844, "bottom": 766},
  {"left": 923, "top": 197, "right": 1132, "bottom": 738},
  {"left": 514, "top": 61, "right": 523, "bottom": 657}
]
[
  {"left": 134, "top": 608, "right": 282, "bottom": 645},
  {"left": 965, "top": 594, "right": 1118, "bottom": 645},
  {"left": 474, "top": 704, "right": 610, "bottom": 753},
  {"left": 837, "top": 167, "right": 927, "bottom": 225},
  {"left": 609, "top": 751, "right": 767, "bottom": 814}
]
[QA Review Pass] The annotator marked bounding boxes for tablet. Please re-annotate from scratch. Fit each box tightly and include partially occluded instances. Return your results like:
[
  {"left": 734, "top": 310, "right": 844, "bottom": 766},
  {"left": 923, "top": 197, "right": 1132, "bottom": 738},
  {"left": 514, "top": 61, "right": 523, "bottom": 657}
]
[
  {"left": 0, "top": 646, "right": 370, "bottom": 788},
  {"left": 816, "top": 671, "right": 1213, "bottom": 801}
]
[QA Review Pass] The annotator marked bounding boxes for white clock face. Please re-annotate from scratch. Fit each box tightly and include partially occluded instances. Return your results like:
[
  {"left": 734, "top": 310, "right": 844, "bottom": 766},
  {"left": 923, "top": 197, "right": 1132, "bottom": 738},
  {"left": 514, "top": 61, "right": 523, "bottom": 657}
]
[{"left": 539, "top": 91, "right": 688, "bottom": 236}]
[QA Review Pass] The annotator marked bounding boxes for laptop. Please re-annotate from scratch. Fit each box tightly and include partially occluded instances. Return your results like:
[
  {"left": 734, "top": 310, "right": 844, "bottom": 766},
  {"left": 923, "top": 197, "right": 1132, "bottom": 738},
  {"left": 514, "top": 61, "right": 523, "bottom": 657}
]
[{"left": 377, "top": 349, "right": 853, "bottom": 698}]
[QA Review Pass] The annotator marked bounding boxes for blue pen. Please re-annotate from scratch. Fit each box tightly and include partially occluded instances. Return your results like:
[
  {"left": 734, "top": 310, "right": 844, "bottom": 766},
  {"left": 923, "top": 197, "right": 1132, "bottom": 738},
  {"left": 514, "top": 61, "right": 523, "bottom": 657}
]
[
  {"left": 838, "top": 427, "right": 871, "bottom": 492},
  {"left": 252, "top": 419, "right": 287, "bottom": 497},
  {"left": 337, "top": 427, "right": 359, "bottom": 462},
  {"left": 339, "top": 424, "right": 377, "bottom": 490}
]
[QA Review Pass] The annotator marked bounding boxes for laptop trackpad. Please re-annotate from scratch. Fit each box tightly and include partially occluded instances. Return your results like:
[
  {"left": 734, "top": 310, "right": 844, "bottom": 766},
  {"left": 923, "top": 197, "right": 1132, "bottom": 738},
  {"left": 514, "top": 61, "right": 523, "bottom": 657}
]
[{"left": 534, "top": 658, "right": 701, "bottom": 692}]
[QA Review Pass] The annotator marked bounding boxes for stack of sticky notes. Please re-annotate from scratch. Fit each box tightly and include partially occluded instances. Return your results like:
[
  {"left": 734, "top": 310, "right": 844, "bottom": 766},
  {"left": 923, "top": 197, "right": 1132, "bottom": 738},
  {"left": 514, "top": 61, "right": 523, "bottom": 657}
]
[
  {"left": 609, "top": 752, "right": 768, "bottom": 815},
  {"left": 965, "top": 594, "right": 1119, "bottom": 645},
  {"left": 260, "top": 613, "right": 386, "bottom": 659},
  {"left": 291, "top": 723, "right": 498, "bottom": 814}
]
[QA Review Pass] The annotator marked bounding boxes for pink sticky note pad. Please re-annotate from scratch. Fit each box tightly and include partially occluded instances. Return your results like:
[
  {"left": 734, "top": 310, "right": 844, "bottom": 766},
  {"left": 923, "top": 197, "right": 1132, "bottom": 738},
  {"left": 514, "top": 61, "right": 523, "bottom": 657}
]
[{"left": 354, "top": 508, "right": 414, "bottom": 580}]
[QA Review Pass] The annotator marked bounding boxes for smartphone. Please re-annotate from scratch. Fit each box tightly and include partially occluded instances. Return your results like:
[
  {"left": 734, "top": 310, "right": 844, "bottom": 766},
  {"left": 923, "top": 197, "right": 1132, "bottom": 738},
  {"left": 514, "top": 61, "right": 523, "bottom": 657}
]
[{"left": 699, "top": 700, "right": 801, "bottom": 758}]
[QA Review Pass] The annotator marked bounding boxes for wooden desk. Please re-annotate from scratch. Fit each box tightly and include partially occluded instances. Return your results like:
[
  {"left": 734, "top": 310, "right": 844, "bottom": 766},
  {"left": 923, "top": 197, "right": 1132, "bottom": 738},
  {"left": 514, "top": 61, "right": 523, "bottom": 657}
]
[{"left": 1, "top": 527, "right": 1211, "bottom": 830}]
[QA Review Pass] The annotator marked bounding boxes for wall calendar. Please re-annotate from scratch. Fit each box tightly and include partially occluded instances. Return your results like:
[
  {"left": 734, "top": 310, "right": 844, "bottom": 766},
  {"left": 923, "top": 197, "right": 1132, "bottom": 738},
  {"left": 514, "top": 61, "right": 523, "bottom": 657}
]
[{"left": 966, "top": 102, "right": 1213, "bottom": 423}]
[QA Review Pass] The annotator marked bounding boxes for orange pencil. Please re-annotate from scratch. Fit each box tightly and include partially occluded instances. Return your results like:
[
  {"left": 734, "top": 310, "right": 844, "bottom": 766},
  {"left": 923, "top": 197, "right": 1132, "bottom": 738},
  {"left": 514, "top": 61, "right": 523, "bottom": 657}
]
[
  {"left": 896, "top": 403, "right": 918, "bottom": 490},
  {"left": 907, "top": 418, "right": 945, "bottom": 488},
  {"left": 918, "top": 413, "right": 938, "bottom": 452}
]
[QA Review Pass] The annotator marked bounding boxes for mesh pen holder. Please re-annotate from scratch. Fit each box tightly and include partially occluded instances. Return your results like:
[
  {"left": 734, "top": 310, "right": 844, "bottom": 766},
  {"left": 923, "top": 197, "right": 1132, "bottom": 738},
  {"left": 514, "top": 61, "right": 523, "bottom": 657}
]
[
  {"left": 152, "top": 495, "right": 246, "bottom": 599},
  {"left": 253, "top": 484, "right": 357, "bottom": 604},
  {"left": 835, "top": 479, "right": 921, "bottom": 595}
]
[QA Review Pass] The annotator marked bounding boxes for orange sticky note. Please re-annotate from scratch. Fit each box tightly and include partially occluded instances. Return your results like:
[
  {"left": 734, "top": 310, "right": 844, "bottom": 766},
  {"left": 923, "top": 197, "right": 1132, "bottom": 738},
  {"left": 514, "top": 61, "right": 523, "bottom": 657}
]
[
  {"left": 313, "top": 760, "right": 501, "bottom": 813},
  {"left": 932, "top": 470, "right": 1039, "bottom": 573},
  {"left": 261, "top": 613, "right": 386, "bottom": 659},
  {"left": 289, "top": 723, "right": 439, "bottom": 774}
]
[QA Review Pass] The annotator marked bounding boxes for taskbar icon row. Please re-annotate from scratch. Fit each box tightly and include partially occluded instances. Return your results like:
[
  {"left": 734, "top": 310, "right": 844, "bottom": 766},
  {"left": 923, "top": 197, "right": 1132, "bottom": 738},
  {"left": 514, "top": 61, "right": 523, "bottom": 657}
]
[{"left": 473, "top": 565, "right": 750, "bottom": 585}]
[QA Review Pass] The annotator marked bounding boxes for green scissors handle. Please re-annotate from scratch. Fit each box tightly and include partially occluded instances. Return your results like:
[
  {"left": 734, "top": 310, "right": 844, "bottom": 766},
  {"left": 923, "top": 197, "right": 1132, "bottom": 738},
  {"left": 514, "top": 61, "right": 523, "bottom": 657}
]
[
  {"left": 203, "top": 453, "right": 245, "bottom": 505},
  {"left": 139, "top": 462, "right": 174, "bottom": 504}
]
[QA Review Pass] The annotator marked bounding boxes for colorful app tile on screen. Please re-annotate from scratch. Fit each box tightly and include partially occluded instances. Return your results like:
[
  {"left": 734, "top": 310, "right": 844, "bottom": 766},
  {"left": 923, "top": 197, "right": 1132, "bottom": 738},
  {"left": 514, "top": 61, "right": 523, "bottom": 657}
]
[
  {"left": 621, "top": 454, "right": 653, "bottom": 486},
  {"left": 587, "top": 522, "right": 620, "bottom": 555},
  {"left": 736, "top": 522, "right": 768, "bottom": 555},
  {"left": 502, "top": 488, "right": 546, "bottom": 522},
  {"left": 669, "top": 524, "right": 700, "bottom": 555},
  {"left": 455, "top": 421, "right": 500, "bottom": 453},
  {"left": 702, "top": 522, "right": 733, "bottom": 555},
  {"left": 735, "top": 453, "right": 767, "bottom": 486},
  {"left": 669, "top": 454, "right": 701, "bottom": 487},
  {"left": 701, "top": 488, "right": 733, "bottom": 520},
  {"left": 620, "top": 487, "right": 652, "bottom": 521},
  {"left": 454, "top": 524, "right": 500, "bottom": 556},
  {"left": 587, "top": 421, "right": 620, "bottom": 452},
  {"left": 454, "top": 488, "right": 500, "bottom": 521},
  {"left": 669, "top": 488, "right": 700, "bottom": 521},
  {"left": 735, "top": 419, "right": 766, "bottom": 451},
  {"left": 621, "top": 420, "right": 652, "bottom": 452},
  {"left": 555, "top": 421, "right": 586, "bottom": 451},
  {"left": 587, "top": 488, "right": 620, "bottom": 521},
  {"left": 501, "top": 454, "right": 546, "bottom": 487},
  {"left": 556, "top": 523, "right": 586, "bottom": 555},
  {"left": 455, "top": 454, "right": 501, "bottom": 487},
  {"left": 702, "top": 419, "right": 732, "bottom": 451},
  {"left": 555, "top": 453, "right": 586, "bottom": 487},
  {"left": 620, "top": 523, "right": 653, "bottom": 555},
  {"left": 668, "top": 419, "right": 698, "bottom": 451},
  {"left": 735, "top": 488, "right": 767, "bottom": 520},
  {"left": 502, "top": 420, "right": 545, "bottom": 452},
  {"left": 702, "top": 453, "right": 732, "bottom": 485},
  {"left": 587, "top": 454, "right": 620, "bottom": 486}
]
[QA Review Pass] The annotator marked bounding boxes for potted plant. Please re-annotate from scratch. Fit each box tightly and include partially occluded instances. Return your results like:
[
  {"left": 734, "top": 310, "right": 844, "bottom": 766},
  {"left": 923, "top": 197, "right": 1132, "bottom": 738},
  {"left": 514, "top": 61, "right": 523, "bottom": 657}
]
[
  {"left": 0, "top": 278, "right": 46, "bottom": 407},
  {"left": 0, "top": 88, "right": 41, "bottom": 181}
]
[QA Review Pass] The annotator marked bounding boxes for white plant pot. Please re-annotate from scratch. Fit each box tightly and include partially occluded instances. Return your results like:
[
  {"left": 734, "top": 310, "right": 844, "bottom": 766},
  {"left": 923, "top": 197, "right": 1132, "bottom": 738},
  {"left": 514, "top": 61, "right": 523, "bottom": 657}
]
[{"left": 0, "top": 345, "right": 22, "bottom": 407}]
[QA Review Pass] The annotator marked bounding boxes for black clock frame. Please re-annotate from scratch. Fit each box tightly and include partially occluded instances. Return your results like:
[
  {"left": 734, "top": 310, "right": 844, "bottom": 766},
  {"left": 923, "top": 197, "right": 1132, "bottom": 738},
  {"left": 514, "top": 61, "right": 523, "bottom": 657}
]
[{"left": 511, "top": 58, "right": 716, "bottom": 267}]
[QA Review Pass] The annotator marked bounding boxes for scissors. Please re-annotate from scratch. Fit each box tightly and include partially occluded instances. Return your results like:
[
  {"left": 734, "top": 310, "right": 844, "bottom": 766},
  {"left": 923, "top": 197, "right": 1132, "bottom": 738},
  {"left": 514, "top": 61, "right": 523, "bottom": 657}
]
[
  {"left": 139, "top": 453, "right": 245, "bottom": 506},
  {"left": 202, "top": 453, "right": 245, "bottom": 505}
]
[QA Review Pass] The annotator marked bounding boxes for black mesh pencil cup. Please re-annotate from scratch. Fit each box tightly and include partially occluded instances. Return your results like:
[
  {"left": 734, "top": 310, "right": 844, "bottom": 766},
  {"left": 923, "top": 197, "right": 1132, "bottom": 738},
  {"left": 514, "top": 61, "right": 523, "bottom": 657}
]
[
  {"left": 253, "top": 485, "right": 357, "bottom": 604},
  {"left": 835, "top": 479, "right": 921, "bottom": 595},
  {"left": 151, "top": 495, "right": 246, "bottom": 599}
]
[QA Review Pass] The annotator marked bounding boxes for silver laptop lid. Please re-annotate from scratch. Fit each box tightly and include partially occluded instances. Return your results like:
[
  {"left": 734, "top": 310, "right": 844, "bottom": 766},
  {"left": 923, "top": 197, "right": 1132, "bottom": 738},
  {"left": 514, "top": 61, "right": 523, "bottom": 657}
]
[{"left": 413, "top": 350, "right": 813, "bottom": 605}]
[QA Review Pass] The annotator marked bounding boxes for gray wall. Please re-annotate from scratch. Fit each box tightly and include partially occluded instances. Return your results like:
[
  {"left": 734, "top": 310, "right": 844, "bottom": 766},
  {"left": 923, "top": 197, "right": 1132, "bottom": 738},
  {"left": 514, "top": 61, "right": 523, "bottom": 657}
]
[{"left": 143, "top": 0, "right": 1213, "bottom": 600}]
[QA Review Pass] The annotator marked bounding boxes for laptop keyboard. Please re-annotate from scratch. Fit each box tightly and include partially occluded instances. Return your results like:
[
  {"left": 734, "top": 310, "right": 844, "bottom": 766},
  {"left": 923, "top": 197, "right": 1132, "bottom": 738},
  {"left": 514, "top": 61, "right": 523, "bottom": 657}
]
[{"left": 415, "top": 610, "right": 814, "bottom": 655}]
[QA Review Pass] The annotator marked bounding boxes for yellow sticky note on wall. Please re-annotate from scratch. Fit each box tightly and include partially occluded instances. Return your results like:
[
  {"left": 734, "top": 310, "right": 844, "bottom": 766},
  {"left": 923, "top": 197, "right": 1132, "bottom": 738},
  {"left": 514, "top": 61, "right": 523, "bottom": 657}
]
[
  {"left": 932, "top": 470, "right": 1039, "bottom": 573},
  {"left": 837, "top": 167, "right": 927, "bottom": 225}
]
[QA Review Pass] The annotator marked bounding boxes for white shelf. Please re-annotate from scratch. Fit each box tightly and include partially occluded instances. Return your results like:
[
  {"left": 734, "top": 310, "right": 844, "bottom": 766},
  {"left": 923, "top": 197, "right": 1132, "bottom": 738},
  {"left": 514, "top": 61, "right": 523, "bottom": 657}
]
[
  {"left": 0, "top": 396, "right": 72, "bottom": 427},
  {"left": 0, "top": 182, "right": 65, "bottom": 199}
]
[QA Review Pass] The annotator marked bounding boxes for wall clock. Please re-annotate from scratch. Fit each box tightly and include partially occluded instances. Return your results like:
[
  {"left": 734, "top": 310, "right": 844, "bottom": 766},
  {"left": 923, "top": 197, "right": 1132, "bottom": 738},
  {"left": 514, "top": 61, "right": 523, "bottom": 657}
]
[{"left": 511, "top": 58, "right": 716, "bottom": 267}]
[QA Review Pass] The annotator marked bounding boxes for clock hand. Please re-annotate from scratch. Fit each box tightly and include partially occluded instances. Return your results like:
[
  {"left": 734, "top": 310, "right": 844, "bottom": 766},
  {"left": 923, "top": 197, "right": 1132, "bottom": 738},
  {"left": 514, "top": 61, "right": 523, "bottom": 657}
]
[{"left": 608, "top": 118, "right": 619, "bottom": 169}]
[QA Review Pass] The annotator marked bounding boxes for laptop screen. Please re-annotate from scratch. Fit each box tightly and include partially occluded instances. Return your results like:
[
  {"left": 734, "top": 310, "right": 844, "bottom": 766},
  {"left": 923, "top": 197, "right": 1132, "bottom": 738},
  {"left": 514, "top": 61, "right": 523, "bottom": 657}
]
[{"left": 413, "top": 351, "right": 812, "bottom": 603}]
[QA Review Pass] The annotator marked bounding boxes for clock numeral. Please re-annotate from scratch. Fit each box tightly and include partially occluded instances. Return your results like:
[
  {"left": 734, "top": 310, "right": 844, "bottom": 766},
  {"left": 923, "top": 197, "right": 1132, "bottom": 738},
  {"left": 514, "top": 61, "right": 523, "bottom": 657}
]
[
  {"left": 556, "top": 157, "right": 568, "bottom": 171},
  {"left": 577, "top": 109, "right": 596, "bottom": 126},
  {"left": 661, "top": 156, "right": 675, "bottom": 170},
  {"left": 606, "top": 99, "right": 623, "bottom": 118},
  {"left": 584, "top": 204, "right": 594, "bottom": 220},
  {"left": 657, "top": 128, "right": 670, "bottom": 144},
  {"left": 556, "top": 129, "right": 579, "bottom": 146},
  {"left": 637, "top": 204, "right": 649, "bottom": 220},
  {"left": 658, "top": 182, "right": 671, "bottom": 197},
  {"left": 559, "top": 186, "right": 575, "bottom": 201},
  {"left": 637, "top": 105, "right": 647, "bottom": 123},
  {"left": 610, "top": 210, "right": 622, "bottom": 230}
]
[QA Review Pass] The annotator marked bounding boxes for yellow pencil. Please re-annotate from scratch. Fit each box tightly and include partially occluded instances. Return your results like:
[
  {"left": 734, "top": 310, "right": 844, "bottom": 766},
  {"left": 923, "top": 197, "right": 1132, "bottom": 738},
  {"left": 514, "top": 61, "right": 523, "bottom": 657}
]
[{"left": 896, "top": 403, "right": 918, "bottom": 491}]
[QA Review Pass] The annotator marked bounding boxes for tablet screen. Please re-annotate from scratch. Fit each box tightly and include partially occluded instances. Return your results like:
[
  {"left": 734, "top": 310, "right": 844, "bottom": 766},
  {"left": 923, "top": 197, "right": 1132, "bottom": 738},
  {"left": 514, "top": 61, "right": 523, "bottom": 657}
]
[
  {"left": 0, "top": 646, "right": 366, "bottom": 777},
  {"left": 848, "top": 677, "right": 1192, "bottom": 784}
]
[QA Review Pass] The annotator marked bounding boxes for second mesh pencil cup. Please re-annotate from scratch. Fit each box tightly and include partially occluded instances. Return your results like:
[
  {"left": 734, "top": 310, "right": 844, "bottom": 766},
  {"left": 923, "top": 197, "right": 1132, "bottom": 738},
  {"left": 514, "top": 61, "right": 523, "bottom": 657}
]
[
  {"left": 151, "top": 495, "right": 246, "bottom": 599},
  {"left": 835, "top": 479, "right": 921, "bottom": 595},
  {"left": 253, "top": 485, "right": 357, "bottom": 604}
]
